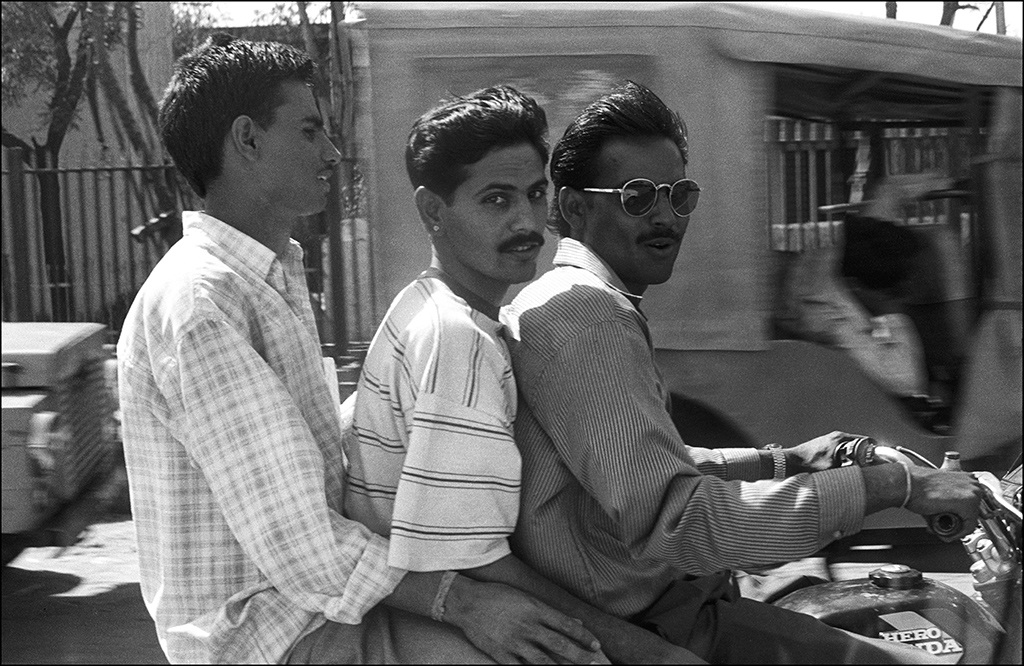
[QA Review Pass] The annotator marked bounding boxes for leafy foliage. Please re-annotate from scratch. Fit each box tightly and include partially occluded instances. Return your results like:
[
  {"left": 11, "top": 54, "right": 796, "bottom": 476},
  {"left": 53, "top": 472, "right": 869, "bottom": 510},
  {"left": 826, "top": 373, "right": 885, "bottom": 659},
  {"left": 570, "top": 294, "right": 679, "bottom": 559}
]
[
  {"left": 252, "top": 2, "right": 330, "bottom": 27},
  {"left": 170, "top": 2, "right": 222, "bottom": 58},
  {"left": 1, "top": 2, "right": 68, "bottom": 106}
]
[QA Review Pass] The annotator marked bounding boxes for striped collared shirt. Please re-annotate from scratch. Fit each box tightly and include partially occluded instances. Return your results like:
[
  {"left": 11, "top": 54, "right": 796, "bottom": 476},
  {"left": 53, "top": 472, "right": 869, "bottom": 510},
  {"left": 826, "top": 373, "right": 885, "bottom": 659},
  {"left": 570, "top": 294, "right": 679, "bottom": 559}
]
[
  {"left": 118, "top": 212, "right": 404, "bottom": 664},
  {"left": 502, "top": 237, "right": 865, "bottom": 617},
  {"left": 345, "top": 270, "right": 520, "bottom": 571}
]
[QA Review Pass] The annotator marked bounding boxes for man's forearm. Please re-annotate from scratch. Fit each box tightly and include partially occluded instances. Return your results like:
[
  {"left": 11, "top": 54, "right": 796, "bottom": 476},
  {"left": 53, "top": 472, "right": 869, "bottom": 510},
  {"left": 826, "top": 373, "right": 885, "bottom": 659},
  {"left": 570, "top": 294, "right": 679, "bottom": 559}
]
[
  {"left": 463, "top": 554, "right": 701, "bottom": 664},
  {"left": 382, "top": 570, "right": 448, "bottom": 619},
  {"left": 861, "top": 463, "right": 906, "bottom": 515}
]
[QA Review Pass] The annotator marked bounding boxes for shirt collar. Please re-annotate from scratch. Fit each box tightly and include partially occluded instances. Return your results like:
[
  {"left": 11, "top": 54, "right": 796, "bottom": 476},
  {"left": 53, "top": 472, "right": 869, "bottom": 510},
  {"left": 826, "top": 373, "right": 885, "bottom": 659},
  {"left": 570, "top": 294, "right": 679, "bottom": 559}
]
[
  {"left": 552, "top": 237, "right": 644, "bottom": 307},
  {"left": 420, "top": 266, "right": 502, "bottom": 323},
  {"left": 182, "top": 211, "right": 304, "bottom": 281}
]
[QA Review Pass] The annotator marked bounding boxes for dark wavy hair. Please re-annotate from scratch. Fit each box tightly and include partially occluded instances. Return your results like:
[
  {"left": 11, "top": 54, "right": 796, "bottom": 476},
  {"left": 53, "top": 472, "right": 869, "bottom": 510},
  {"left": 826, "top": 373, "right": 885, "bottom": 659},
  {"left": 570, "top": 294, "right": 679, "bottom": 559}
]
[
  {"left": 158, "top": 34, "right": 316, "bottom": 198},
  {"left": 405, "top": 85, "right": 549, "bottom": 203},
  {"left": 549, "top": 81, "right": 688, "bottom": 237}
]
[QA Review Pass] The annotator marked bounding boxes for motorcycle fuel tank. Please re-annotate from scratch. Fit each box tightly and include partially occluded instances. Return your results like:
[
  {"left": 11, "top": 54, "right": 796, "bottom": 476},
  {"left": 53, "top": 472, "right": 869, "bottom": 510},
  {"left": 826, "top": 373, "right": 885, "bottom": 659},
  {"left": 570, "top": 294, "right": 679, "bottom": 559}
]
[{"left": 775, "top": 564, "right": 1006, "bottom": 663}]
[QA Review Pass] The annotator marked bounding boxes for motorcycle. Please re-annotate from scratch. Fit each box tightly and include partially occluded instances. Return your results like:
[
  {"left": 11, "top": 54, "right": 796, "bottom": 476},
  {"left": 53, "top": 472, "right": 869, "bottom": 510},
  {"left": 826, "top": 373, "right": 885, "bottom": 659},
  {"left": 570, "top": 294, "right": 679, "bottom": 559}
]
[{"left": 774, "top": 439, "right": 1021, "bottom": 664}]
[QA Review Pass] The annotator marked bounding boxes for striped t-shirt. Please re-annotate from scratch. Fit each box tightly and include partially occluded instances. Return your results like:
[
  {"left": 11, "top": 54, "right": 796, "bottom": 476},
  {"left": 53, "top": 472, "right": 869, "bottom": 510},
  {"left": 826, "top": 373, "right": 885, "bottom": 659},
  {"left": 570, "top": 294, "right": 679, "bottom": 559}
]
[{"left": 345, "top": 270, "right": 520, "bottom": 571}]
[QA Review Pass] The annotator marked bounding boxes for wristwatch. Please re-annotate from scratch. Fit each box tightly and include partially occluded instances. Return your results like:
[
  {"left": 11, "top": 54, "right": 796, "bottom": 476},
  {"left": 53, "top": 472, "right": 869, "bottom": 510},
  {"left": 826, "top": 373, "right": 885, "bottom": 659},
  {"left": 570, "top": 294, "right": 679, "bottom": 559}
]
[{"left": 763, "top": 443, "right": 786, "bottom": 480}]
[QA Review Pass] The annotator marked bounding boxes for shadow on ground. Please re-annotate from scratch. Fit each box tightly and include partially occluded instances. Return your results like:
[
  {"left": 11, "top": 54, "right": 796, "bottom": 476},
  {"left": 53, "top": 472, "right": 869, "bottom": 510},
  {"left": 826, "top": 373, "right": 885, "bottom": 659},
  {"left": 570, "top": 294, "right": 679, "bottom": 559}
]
[
  {"left": 2, "top": 566, "right": 166, "bottom": 664},
  {"left": 2, "top": 515, "right": 167, "bottom": 665}
]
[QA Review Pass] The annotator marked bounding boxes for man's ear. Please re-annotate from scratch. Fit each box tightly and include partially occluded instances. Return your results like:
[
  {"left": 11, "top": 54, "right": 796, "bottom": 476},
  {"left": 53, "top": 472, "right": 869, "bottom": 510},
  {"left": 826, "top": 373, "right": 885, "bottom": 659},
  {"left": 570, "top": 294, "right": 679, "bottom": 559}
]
[
  {"left": 414, "top": 186, "right": 445, "bottom": 236},
  {"left": 558, "top": 186, "right": 587, "bottom": 238},
  {"left": 228, "top": 115, "right": 260, "bottom": 162}
]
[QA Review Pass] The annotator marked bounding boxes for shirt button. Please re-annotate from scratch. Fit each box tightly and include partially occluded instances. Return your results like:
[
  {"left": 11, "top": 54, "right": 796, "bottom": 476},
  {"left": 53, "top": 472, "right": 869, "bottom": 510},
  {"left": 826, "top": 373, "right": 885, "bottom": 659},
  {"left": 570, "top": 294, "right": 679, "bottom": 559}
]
[{"left": 833, "top": 530, "right": 843, "bottom": 539}]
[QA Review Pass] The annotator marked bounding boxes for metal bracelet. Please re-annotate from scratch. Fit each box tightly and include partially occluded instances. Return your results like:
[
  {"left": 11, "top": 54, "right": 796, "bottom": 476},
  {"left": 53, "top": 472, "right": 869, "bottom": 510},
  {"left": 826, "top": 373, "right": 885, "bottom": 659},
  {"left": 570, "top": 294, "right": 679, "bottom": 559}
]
[
  {"left": 430, "top": 571, "right": 459, "bottom": 623},
  {"left": 764, "top": 443, "right": 786, "bottom": 479},
  {"left": 898, "top": 460, "right": 912, "bottom": 508}
]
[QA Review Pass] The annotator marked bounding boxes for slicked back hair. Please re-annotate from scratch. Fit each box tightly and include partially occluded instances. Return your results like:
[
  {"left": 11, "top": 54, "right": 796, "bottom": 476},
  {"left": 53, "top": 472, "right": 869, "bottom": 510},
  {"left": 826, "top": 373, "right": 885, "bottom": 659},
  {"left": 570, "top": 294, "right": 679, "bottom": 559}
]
[
  {"left": 159, "top": 34, "right": 316, "bottom": 198},
  {"left": 549, "top": 81, "right": 688, "bottom": 237},
  {"left": 405, "top": 85, "right": 549, "bottom": 203}
]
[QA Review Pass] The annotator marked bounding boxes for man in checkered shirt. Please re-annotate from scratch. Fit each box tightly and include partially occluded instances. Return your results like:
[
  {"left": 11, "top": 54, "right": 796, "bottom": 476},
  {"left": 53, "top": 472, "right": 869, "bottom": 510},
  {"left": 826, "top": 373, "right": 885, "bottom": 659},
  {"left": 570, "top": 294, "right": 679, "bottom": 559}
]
[{"left": 117, "top": 35, "right": 626, "bottom": 665}]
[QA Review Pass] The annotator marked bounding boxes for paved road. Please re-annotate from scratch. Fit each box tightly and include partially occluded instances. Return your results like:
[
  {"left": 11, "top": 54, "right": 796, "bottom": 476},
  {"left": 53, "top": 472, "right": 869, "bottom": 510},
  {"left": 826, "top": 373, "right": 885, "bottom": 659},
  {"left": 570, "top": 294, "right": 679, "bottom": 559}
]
[{"left": 2, "top": 512, "right": 166, "bottom": 665}]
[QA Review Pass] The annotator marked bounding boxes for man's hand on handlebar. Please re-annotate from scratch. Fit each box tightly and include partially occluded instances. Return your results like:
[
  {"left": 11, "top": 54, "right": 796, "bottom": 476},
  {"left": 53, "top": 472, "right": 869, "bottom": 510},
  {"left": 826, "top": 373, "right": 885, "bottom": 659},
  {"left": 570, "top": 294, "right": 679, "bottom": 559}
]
[
  {"left": 861, "top": 462, "right": 984, "bottom": 540},
  {"left": 785, "top": 431, "right": 869, "bottom": 475},
  {"left": 905, "top": 466, "right": 985, "bottom": 541}
]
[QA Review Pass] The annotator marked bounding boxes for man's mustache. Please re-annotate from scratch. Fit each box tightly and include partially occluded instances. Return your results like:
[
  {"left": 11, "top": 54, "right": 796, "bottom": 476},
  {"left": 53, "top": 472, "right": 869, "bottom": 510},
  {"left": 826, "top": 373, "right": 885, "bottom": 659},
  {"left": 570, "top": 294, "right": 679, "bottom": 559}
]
[
  {"left": 498, "top": 232, "right": 546, "bottom": 253},
  {"left": 636, "top": 229, "right": 682, "bottom": 244}
]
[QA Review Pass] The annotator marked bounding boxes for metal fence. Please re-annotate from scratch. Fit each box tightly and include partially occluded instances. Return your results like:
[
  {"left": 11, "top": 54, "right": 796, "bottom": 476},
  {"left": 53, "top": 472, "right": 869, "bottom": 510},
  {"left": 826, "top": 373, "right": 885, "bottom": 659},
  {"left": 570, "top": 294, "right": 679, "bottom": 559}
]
[
  {"left": 2, "top": 147, "right": 198, "bottom": 333},
  {"left": 2, "top": 147, "right": 377, "bottom": 353}
]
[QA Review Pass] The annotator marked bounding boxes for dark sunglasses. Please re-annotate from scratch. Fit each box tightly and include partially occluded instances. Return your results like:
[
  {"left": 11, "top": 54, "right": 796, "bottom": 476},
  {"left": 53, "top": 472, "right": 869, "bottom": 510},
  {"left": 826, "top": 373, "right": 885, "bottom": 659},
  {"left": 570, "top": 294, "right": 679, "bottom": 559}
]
[{"left": 583, "top": 178, "right": 701, "bottom": 217}]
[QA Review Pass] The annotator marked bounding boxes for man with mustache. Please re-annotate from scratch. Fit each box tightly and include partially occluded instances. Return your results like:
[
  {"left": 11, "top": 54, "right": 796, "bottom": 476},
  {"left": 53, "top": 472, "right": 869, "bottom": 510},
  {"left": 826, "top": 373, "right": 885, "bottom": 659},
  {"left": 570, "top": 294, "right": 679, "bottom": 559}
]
[
  {"left": 345, "top": 85, "right": 699, "bottom": 664},
  {"left": 118, "top": 36, "right": 677, "bottom": 664},
  {"left": 501, "top": 81, "right": 984, "bottom": 663}
]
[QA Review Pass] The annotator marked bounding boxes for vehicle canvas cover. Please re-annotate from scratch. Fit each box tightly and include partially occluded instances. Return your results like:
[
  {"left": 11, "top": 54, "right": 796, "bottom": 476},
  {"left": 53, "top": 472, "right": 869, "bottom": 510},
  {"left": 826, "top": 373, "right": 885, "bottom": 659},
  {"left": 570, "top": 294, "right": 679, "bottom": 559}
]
[
  {"left": 1, "top": 323, "right": 107, "bottom": 389},
  {"left": 359, "top": 2, "right": 1021, "bottom": 352}
]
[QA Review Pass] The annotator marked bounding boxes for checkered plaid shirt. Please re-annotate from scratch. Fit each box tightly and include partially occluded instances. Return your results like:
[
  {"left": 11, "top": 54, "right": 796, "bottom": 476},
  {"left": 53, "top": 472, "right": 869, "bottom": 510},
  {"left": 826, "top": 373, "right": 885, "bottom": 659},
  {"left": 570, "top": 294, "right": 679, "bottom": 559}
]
[{"left": 118, "top": 212, "right": 404, "bottom": 664}]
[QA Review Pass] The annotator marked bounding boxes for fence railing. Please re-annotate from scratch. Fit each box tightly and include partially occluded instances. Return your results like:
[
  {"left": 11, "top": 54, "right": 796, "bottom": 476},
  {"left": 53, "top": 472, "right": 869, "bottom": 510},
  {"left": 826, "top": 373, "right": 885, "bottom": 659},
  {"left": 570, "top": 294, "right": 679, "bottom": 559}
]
[
  {"left": 2, "top": 147, "right": 377, "bottom": 353},
  {"left": 2, "top": 148, "right": 196, "bottom": 332}
]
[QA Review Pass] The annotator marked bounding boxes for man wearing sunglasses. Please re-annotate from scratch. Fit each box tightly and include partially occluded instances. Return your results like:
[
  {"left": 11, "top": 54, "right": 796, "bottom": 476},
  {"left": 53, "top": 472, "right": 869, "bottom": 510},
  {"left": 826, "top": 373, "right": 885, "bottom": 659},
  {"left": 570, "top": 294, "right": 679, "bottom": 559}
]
[
  {"left": 502, "top": 81, "right": 982, "bottom": 663},
  {"left": 344, "top": 84, "right": 702, "bottom": 665}
]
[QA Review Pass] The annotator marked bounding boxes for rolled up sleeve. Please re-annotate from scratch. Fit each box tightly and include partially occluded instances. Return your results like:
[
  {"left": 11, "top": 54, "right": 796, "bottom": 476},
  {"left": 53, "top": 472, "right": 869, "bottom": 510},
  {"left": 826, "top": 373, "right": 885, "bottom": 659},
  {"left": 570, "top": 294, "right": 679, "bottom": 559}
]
[{"left": 177, "top": 316, "right": 405, "bottom": 624}]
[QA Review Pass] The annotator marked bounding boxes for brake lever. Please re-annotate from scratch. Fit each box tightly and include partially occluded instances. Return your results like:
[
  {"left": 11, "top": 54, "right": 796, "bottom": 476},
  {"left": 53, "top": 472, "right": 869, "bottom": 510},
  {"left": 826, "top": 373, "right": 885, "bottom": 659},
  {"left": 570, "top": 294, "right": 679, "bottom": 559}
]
[{"left": 974, "top": 471, "right": 1022, "bottom": 526}]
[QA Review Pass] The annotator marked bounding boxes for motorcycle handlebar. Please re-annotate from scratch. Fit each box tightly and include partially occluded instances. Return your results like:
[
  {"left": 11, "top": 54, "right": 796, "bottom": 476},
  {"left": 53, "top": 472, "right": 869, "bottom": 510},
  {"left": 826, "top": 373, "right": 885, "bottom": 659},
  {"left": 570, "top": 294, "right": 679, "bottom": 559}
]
[
  {"left": 834, "top": 439, "right": 967, "bottom": 538},
  {"left": 929, "top": 513, "right": 965, "bottom": 539}
]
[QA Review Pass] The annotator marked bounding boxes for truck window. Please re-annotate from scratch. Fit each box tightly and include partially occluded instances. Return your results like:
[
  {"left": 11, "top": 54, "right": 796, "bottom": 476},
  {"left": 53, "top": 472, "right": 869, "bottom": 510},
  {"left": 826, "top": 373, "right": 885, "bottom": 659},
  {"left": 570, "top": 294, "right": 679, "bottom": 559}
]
[{"left": 766, "top": 64, "right": 994, "bottom": 427}]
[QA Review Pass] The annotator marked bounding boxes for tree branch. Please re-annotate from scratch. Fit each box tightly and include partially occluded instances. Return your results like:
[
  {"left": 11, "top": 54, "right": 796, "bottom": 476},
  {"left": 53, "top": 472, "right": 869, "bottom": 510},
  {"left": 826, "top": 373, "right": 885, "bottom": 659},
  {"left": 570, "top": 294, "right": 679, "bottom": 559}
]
[
  {"left": 60, "top": 5, "right": 80, "bottom": 36},
  {"left": 91, "top": 2, "right": 172, "bottom": 208},
  {"left": 46, "top": 2, "right": 93, "bottom": 158},
  {"left": 1, "top": 125, "right": 33, "bottom": 157},
  {"left": 975, "top": 1, "right": 996, "bottom": 29}
]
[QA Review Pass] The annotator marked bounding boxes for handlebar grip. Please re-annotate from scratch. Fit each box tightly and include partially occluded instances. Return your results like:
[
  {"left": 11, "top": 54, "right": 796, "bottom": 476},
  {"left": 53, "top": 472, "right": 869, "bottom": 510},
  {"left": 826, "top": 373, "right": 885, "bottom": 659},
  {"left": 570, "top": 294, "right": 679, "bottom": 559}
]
[{"left": 928, "top": 512, "right": 963, "bottom": 539}]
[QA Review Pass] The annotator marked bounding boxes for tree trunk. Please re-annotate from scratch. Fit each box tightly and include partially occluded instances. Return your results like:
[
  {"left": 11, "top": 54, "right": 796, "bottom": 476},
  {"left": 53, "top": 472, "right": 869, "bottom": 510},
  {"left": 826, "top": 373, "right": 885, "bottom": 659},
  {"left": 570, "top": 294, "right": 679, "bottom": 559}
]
[
  {"left": 941, "top": 2, "right": 958, "bottom": 24},
  {"left": 91, "top": 2, "right": 174, "bottom": 215},
  {"left": 940, "top": 2, "right": 979, "bottom": 25},
  {"left": 32, "top": 2, "right": 94, "bottom": 321},
  {"left": 33, "top": 144, "right": 72, "bottom": 320},
  {"left": 995, "top": 1, "right": 1006, "bottom": 33},
  {"left": 45, "top": 3, "right": 90, "bottom": 156},
  {"left": 296, "top": 1, "right": 321, "bottom": 62},
  {"left": 122, "top": 2, "right": 161, "bottom": 133}
]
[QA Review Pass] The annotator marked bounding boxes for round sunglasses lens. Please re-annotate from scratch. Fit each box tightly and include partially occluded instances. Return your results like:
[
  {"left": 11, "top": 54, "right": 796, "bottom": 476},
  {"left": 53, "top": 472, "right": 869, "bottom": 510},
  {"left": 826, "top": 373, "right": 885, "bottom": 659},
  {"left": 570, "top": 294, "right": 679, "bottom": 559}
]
[
  {"left": 670, "top": 181, "right": 700, "bottom": 216},
  {"left": 621, "top": 180, "right": 658, "bottom": 216}
]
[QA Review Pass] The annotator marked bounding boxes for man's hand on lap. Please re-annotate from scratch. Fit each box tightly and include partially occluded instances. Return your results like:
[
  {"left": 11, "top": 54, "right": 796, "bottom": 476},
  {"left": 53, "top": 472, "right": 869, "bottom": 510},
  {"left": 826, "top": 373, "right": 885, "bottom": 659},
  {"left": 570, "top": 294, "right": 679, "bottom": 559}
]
[{"left": 443, "top": 576, "right": 609, "bottom": 665}]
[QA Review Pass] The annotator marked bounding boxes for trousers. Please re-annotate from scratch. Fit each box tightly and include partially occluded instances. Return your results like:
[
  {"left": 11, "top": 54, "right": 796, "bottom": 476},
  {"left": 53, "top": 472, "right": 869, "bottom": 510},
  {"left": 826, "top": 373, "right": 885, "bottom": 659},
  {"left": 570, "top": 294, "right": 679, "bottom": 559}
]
[{"left": 284, "top": 604, "right": 494, "bottom": 664}]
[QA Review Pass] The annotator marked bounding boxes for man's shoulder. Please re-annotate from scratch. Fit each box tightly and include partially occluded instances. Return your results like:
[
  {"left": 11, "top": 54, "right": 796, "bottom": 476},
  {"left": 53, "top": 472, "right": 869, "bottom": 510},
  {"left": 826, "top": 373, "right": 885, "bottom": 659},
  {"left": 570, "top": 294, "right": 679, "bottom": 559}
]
[
  {"left": 125, "top": 236, "right": 259, "bottom": 343},
  {"left": 506, "top": 266, "right": 630, "bottom": 338},
  {"left": 399, "top": 276, "right": 499, "bottom": 333},
  {"left": 152, "top": 237, "right": 246, "bottom": 300},
  {"left": 375, "top": 277, "right": 503, "bottom": 357}
]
